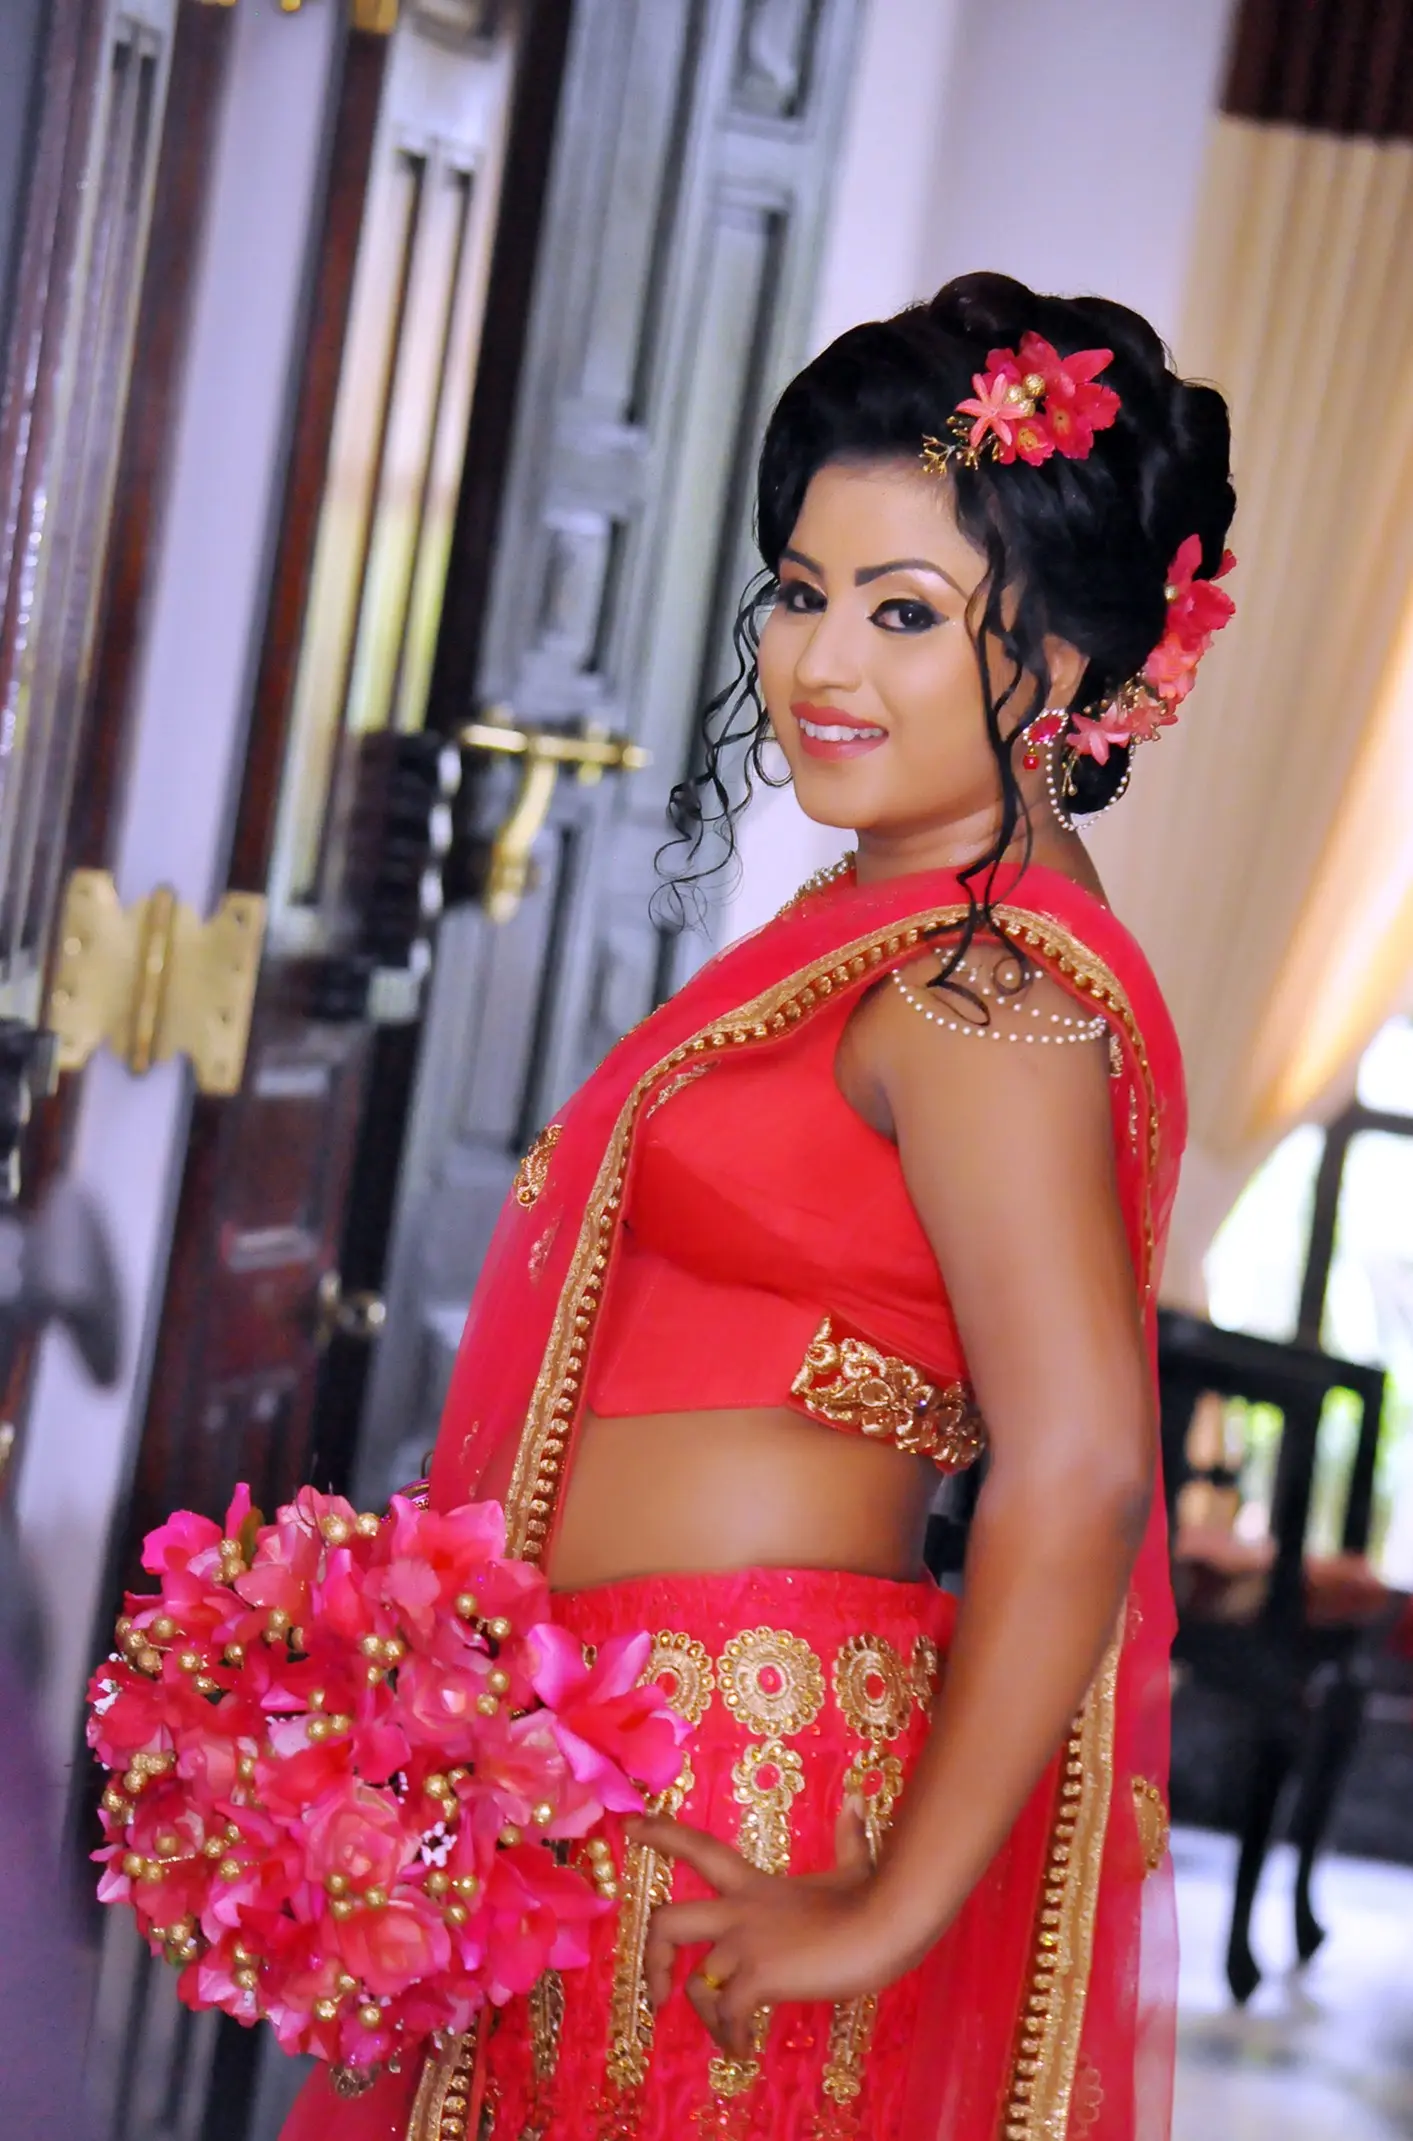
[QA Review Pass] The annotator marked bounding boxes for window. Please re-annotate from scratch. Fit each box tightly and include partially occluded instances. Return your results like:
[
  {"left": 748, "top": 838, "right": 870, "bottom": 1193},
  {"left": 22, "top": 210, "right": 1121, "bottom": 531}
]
[{"left": 1205, "top": 1015, "right": 1413, "bottom": 1580}]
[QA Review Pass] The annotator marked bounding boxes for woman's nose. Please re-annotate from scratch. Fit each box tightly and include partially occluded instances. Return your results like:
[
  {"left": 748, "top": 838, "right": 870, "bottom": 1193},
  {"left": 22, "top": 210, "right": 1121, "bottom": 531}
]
[{"left": 792, "top": 603, "right": 863, "bottom": 694}]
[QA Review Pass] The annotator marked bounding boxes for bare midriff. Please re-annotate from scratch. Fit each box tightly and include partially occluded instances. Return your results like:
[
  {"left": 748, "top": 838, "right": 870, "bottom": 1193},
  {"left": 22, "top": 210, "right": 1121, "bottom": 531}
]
[{"left": 540, "top": 1406, "right": 937, "bottom": 1591}]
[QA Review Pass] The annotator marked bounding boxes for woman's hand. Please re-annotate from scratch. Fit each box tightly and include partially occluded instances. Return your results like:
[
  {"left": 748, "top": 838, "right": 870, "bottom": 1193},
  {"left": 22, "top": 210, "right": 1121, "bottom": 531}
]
[{"left": 630, "top": 1801, "right": 925, "bottom": 2060}]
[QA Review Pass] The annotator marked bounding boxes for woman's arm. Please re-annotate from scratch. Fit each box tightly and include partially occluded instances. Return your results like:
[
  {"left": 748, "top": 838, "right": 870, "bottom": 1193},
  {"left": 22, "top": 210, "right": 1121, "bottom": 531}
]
[
  {"left": 850, "top": 956, "right": 1153, "bottom": 1963},
  {"left": 636, "top": 955, "right": 1154, "bottom": 2052}
]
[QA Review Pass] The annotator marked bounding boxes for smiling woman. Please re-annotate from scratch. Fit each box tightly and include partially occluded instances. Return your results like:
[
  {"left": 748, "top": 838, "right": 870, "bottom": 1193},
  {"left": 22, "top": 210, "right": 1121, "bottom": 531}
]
[{"left": 283, "top": 273, "right": 1233, "bottom": 2141}]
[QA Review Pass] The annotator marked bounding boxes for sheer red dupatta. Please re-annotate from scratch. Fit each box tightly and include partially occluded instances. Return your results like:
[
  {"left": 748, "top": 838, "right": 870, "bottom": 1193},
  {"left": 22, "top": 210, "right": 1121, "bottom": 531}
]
[{"left": 282, "top": 861, "right": 1184, "bottom": 2141}]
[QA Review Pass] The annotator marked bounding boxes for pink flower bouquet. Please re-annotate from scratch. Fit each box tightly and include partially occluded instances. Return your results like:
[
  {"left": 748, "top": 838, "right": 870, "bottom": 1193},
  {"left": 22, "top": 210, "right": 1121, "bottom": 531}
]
[{"left": 88, "top": 1485, "right": 686, "bottom": 2085}]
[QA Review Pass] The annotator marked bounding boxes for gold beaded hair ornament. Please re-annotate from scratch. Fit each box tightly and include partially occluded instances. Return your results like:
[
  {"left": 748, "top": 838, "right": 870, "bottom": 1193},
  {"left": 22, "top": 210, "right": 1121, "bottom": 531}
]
[{"left": 921, "top": 332, "right": 1236, "bottom": 825}]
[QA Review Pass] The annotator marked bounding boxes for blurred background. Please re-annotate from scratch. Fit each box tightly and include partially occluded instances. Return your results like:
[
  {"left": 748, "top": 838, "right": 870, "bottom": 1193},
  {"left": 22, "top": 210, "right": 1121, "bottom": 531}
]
[{"left": 3, "top": 0, "right": 1413, "bottom": 2134}]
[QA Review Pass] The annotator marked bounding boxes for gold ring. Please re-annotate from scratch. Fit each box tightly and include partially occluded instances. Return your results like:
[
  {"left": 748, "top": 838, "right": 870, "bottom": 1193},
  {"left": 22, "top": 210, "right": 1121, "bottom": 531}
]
[{"left": 699, "top": 1968, "right": 725, "bottom": 1992}]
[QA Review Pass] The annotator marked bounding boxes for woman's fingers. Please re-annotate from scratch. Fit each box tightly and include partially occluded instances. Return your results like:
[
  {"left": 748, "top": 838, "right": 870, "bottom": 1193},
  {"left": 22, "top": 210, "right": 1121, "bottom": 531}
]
[
  {"left": 629, "top": 1816, "right": 759, "bottom": 1895},
  {"left": 643, "top": 1896, "right": 731, "bottom": 2007}
]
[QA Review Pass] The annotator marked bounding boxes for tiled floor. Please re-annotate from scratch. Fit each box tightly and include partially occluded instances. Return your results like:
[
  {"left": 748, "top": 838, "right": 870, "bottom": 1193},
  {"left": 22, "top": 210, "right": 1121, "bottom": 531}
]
[{"left": 1174, "top": 1826, "right": 1413, "bottom": 2139}]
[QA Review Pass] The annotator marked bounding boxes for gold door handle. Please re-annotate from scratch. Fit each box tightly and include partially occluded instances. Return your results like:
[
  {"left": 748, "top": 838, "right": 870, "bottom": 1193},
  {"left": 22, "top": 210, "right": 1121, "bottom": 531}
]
[
  {"left": 315, "top": 1269, "right": 387, "bottom": 1347},
  {"left": 460, "top": 712, "right": 650, "bottom": 923}
]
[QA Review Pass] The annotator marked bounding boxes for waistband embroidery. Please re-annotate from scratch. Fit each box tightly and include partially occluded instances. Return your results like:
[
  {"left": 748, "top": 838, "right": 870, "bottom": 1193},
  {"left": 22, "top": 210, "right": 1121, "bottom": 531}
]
[{"left": 791, "top": 1316, "right": 987, "bottom": 1471}]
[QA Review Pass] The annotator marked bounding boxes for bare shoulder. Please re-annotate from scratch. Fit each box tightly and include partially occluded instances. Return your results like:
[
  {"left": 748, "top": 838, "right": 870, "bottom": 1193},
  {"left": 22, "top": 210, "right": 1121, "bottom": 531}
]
[{"left": 844, "top": 935, "right": 1114, "bottom": 1137}]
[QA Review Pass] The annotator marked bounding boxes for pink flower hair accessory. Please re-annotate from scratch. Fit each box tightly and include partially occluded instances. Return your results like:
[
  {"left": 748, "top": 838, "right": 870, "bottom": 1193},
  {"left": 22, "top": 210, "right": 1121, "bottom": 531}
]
[
  {"left": 1038, "top": 536, "right": 1236, "bottom": 824},
  {"left": 921, "top": 331, "right": 1121, "bottom": 475},
  {"left": 87, "top": 1484, "right": 688, "bottom": 2095}
]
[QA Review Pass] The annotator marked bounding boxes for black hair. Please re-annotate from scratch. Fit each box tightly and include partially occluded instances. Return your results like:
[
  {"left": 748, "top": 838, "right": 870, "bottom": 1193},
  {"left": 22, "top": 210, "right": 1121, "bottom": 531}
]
[{"left": 659, "top": 270, "right": 1235, "bottom": 954}]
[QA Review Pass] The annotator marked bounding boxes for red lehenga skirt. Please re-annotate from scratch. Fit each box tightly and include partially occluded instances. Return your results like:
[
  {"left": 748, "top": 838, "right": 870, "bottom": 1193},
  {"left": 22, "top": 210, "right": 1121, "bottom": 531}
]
[
  {"left": 284, "top": 1560, "right": 1172, "bottom": 2141},
  {"left": 477, "top": 1566, "right": 955, "bottom": 2141}
]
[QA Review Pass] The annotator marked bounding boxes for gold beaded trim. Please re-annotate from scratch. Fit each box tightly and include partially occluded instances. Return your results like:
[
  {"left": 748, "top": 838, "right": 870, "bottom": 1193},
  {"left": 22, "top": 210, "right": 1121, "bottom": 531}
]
[
  {"left": 1132, "top": 1775, "right": 1170, "bottom": 1875},
  {"left": 792, "top": 1318, "right": 987, "bottom": 1471},
  {"left": 604, "top": 1761, "right": 694, "bottom": 2095},
  {"left": 513, "top": 1123, "right": 562, "bottom": 1209},
  {"left": 1002, "top": 1629, "right": 1121, "bottom": 2140},
  {"left": 405, "top": 2025, "right": 478, "bottom": 2141}
]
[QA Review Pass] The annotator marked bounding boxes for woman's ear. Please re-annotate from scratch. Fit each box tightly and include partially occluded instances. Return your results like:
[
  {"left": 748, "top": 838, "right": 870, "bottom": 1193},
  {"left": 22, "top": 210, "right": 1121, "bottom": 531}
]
[{"left": 1042, "top": 634, "right": 1088, "bottom": 710}]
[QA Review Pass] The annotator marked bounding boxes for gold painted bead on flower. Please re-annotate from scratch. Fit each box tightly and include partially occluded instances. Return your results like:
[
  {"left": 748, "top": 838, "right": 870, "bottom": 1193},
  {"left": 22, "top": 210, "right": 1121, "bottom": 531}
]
[
  {"left": 454, "top": 1593, "right": 478, "bottom": 1620},
  {"left": 152, "top": 1616, "right": 176, "bottom": 1641},
  {"left": 234, "top": 1967, "right": 258, "bottom": 1991},
  {"left": 306, "top": 1717, "right": 331, "bottom": 1742},
  {"left": 356, "top": 1513, "right": 381, "bottom": 1538},
  {"left": 327, "top": 1873, "right": 349, "bottom": 1895},
  {"left": 425, "top": 1871, "right": 449, "bottom": 1896},
  {"left": 329, "top": 1897, "right": 355, "bottom": 1920},
  {"left": 452, "top": 1874, "right": 480, "bottom": 1898},
  {"left": 498, "top": 1824, "right": 523, "bottom": 1848},
  {"left": 320, "top": 1515, "right": 351, "bottom": 1546},
  {"left": 137, "top": 1647, "right": 162, "bottom": 1675},
  {"left": 337, "top": 1972, "right": 357, "bottom": 1994},
  {"left": 314, "top": 1998, "right": 340, "bottom": 2021},
  {"left": 122, "top": 1851, "right": 144, "bottom": 1877},
  {"left": 224, "top": 1643, "right": 244, "bottom": 1665},
  {"left": 218, "top": 1857, "right": 242, "bottom": 1882},
  {"left": 358, "top": 2003, "right": 382, "bottom": 2030},
  {"left": 364, "top": 1886, "right": 388, "bottom": 1910},
  {"left": 530, "top": 1801, "right": 553, "bottom": 1827},
  {"left": 487, "top": 1668, "right": 510, "bottom": 1696},
  {"left": 487, "top": 1617, "right": 513, "bottom": 1642},
  {"left": 475, "top": 1693, "right": 499, "bottom": 1717},
  {"left": 203, "top": 1838, "right": 224, "bottom": 1858},
  {"left": 446, "top": 1902, "right": 469, "bottom": 1925}
]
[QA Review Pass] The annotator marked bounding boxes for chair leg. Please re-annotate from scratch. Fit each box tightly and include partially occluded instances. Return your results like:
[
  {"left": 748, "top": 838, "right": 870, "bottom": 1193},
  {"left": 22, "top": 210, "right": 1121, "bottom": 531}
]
[
  {"left": 1228, "top": 1726, "right": 1294, "bottom": 2004},
  {"left": 1288, "top": 1663, "right": 1367, "bottom": 1964}
]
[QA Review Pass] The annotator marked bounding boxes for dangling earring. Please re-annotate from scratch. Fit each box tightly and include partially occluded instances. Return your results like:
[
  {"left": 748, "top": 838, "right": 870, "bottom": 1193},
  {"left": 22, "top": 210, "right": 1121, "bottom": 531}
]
[
  {"left": 1020, "top": 706, "right": 1068, "bottom": 774},
  {"left": 1045, "top": 733, "right": 1133, "bottom": 833}
]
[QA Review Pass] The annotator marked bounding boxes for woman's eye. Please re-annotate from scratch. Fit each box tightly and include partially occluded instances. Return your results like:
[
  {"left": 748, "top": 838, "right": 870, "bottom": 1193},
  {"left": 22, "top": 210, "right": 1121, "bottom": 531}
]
[
  {"left": 775, "top": 578, "right": 825, "bottom": 613},
  {"left": 874, "top": 597, "right": 940, "bottom": 633}
]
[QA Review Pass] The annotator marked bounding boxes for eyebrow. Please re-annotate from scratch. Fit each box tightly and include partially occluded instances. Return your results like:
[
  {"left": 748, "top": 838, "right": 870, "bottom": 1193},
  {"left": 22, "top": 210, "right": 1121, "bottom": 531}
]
[{"left": 779, "top": 547, "right": 967, "bottom": 598}]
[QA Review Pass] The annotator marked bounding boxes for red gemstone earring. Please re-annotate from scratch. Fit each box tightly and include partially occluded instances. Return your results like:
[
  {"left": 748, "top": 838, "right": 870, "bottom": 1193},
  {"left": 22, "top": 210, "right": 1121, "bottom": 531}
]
[{"left": 1021, "top": 707, "right": 1067, "bottom": 774}]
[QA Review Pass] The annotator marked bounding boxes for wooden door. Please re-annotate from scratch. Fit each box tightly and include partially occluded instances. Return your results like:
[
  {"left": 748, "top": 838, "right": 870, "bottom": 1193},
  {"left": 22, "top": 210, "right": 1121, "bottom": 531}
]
[
  {"left": 354, "top": 0, "right": 864, "bottom": 1502},
  {"left": 0, "top": 0, "right": 235, "bottom": 1400},
  {"left": 123, "top": 1, "right": 524, "bottom": 1569}
]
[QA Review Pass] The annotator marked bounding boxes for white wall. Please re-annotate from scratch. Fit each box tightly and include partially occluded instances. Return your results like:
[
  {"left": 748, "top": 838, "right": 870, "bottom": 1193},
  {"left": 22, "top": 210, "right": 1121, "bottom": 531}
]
[{"left": 724, "top": 0, "right": 1236, "bottom": 942}]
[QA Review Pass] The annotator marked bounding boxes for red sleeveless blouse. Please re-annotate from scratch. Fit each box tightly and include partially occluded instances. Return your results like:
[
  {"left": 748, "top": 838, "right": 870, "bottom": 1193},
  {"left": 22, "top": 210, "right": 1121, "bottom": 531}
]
[{"left": 586, "top": 989, "right": 985, "bottom": 1468}]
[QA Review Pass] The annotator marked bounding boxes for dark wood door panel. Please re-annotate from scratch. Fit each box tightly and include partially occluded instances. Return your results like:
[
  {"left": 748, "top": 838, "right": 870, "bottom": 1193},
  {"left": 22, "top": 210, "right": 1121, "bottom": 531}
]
[{"left": 355, "top": 0, "right": 864, "bottom": 1499}]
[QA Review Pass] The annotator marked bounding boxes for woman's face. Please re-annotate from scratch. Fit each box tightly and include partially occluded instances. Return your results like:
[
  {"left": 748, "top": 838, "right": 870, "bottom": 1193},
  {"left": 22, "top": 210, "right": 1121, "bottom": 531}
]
[{"left": 758, "top": 458, "right": 1076, "bottom": 860}]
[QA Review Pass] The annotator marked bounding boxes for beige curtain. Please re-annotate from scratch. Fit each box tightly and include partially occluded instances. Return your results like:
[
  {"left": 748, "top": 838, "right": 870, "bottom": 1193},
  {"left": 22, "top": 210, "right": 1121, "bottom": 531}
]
[{"left": 1089, "top": 115, "right": 1413, "bottom": 1305}]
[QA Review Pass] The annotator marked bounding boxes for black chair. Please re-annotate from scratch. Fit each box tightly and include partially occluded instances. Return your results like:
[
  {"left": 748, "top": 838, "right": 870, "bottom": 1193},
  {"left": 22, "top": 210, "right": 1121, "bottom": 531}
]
[{"left": 1157, "top": 1310, "right": 1399, "bottom": 2000}]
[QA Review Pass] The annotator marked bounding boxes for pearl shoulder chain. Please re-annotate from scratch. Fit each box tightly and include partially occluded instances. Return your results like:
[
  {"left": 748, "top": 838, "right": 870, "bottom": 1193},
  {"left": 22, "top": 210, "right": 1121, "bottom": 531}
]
[{"left": 889, "top": 964, "right": 1108, "bottom": 1045}]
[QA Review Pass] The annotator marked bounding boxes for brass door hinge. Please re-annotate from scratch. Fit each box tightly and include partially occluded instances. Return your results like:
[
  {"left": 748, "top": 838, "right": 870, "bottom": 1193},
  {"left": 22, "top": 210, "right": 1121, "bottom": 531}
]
[{"left": 46, "top": 871, "right": 267, "bottom": 1097}]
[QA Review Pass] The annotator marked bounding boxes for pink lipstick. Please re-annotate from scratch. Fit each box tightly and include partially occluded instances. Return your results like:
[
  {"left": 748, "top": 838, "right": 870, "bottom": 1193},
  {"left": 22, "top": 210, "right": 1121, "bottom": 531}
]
[{"left": 791, "top": 702, "right": 888, "bottom": 762}]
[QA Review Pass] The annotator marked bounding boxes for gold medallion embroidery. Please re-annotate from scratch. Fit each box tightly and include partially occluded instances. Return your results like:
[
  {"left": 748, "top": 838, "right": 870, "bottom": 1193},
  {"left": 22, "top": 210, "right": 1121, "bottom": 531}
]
[
  {"left": 1132, "top": 1776, "right": 1170, "bottom": 1875},
  {"left": 717, "top": 1628, "right": 825, "bottom": 1738},
  {"left": 792, "top": 1317, "right": 987, "bottom": 1472},
  {"left": 640, "top": 1632, "right": 714, "bottom": 1726},
  {"left": 513, "top": 1124, "right": 562, "bottom": 1209},
  {"left": 909, "top": 1634, "right": 940, "bottom": 1712},
  {"left": 731, "top": 1738, "right": 805, "bottom": 1877},
  {"left": 833, "top": 1635, "right": 912, "bottom": 1742}
]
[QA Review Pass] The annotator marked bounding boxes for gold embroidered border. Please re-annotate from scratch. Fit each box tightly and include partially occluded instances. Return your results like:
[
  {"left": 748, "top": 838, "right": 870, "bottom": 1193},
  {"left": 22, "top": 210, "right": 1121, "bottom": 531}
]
[
  {"left": 405, "top": 2025, "right": 478, "bottom": 2141},
  {"left": 605, "top": 1765, "right": 691, "bottom": 2093},
  {"left": 1002, "top": 1629, "right": 1121, "bottom": 2141}
]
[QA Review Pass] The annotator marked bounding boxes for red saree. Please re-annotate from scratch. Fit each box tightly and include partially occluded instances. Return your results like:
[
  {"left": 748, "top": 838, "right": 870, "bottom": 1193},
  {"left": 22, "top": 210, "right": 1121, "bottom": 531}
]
[{"left": 283, "top": 860, "right": 1185, "bottom": 2141}]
